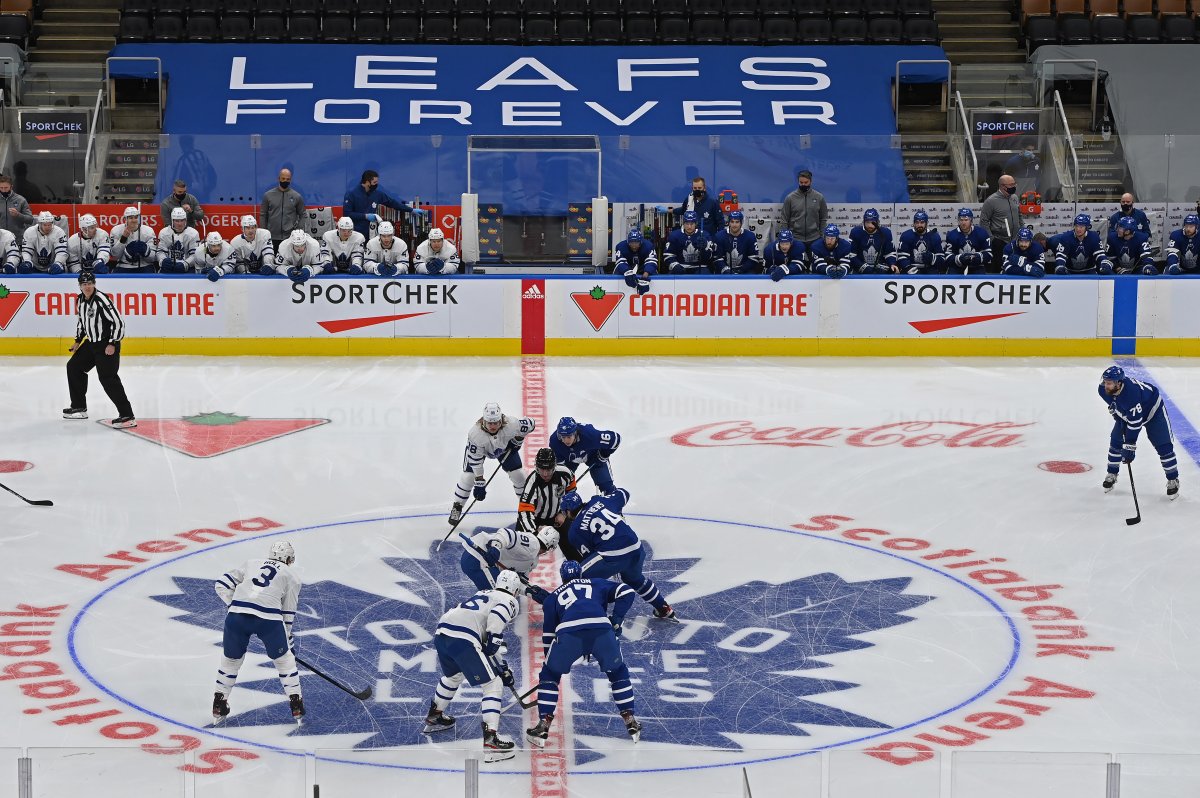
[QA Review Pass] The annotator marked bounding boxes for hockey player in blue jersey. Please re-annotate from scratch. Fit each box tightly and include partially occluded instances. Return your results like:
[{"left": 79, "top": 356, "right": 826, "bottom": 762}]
[
  {"left": 1053, "top": 214, "right": 1113, "bottom": 275},
  {"left": 943, "top": 208, "right": 991, "bottom": 275},
  {"left": 1165, "top": 214, "right": 1199, "bottom": 275},
  {"left": 1107, "top": 216, "right": 1157, "bottom": 274},
  {"left": 550, "top": 416, "right": 620, "bottom": 494},
  {"left": 713, "top": 210, "right": 763, "bottom": 274},
  {"left": 849, "top": 208, "right": 897, "bottom": 274},
  {"left": 526, "top": 559, "right": 642, "bottom": 747},
  {"left": 664, "top": 210, "right": 715, "bottom": 274},
  {"left": 562, "top": 488, "right": 678, "bottom": 620},
  {"left": 615, "top": 228, "right": 658, "bottom": 295},
  {"left": 897, "top": 210, "right": 945, "bottom": 274},
  {"left": 809, "top": 224, "right": 853, "bottom": 279},
  {"left": 1001, "top": 227, "right": 1046, "bottom": 277},
  {"left": 1099, "top": 365, "right": 1179, "bottom": 499},
  {"left": 764, "top": 229, "right": 806, "bottom": 282}
]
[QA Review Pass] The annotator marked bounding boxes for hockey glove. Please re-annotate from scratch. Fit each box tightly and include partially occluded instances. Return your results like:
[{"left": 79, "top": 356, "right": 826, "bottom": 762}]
[
  {"left": 1141, "top": 264, "right": 1159, "bottom": 276},
  {"left": 426, "top": 258, "right": 445, "bottom": 274},
  {"left": 348, "top": 263, "right": 363, "bottom": 275},
  {"left": 654, "top": 205, "right": 668, "bottom": 214},
  {"left": 288, "top": 266, "right": 311, "bottom": 284},
  {"left": 473, "top": 480, "right": 487, "bottom": 502},
  {"left": 637, "top": 278, "right": 651, "bottom": 295},
  {"left": 481, "top": 635, "right": 502, "bottom": 658},
  {"left": 623, "top": 270, "right": 639, "bottom": 289},
  {"left": 1098, "top": 262, "right": 1114, "bottom": 275},
  {"left": 48, "top": 263, "right": 65, "bottom": 275},
  {"left": 1055, "top": 265, "right": 1068, "bottom": 275},
  {"left": 206, "top": 267, "right": 222, "bottom": 282},
  {"left": 526, "top": 584, "right": 550, "bottom": 603},
  {"left": 612, "top": 621, "right": 623, "bottom": 638},
  {"left": 17, "top": 261, "right": 34, "bottom": 274},
  {"left": 1, "top": 263, "right": 13, "bottom": 274},
  {"left": 769, "top": 263, "right": 788, "bottom": 283},
  {"left": 93, "top": 260, "right": 109, "bottom": 274},
  {"left": 511, "top": 436, "right": 526, "bottom": 448},
  {"left": 483, "top": 543, "right": 503, "bottom": 567},
  {"left": 499, "top": 663, "right": 515, "bottom": 689},
  {"left": 826, "top": 263, "right": 849, "bottom": 280},
  {"left": 377, "top": 262, "right": 398, "bottom": 277},
  {"left": 1166, "top": 264, "right": 1182, "bottom": 276},
  {"left": 126, "top": 240, "right": 148, "bottom": 259},
  {"left": 258, "top": 262, "right": 276, "bottom": 276},
  {"left": 367, "top": 214, "right": 380, "bottom": 223},
  {"left": 160, "top": 259, "right": 183, "bottom": 273},
  {"left": 1122, "top": 443, "right": 1136, "bottom": 464},
  {"left": 413, "top": 209, "right": 430, "bottom": 221}
]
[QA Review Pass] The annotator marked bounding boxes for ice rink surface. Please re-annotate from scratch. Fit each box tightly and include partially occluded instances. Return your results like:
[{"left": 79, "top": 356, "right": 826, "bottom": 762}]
[{"left": 1, "top": 355, "right": 1198, "bottom": 798}]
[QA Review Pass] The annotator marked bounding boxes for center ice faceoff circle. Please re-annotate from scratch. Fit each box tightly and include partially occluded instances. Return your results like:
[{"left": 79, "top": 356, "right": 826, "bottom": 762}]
[{"left": 70, "top": 512, "right": 1019, "bottom": 773}]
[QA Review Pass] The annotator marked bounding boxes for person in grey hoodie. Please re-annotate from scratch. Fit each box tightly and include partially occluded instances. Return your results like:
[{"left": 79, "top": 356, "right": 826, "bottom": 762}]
[
  {"left": 260, "top": 168, "right": 306, "bottom": 250},
  {"left": 0, "top": 174, "right": 35, "bottom": 240},
  {"left": 980, "top": 174, "right": 1021, "bottom": 274},
  {"left": 781, "top": 170, "right": 828, "bottom": 246}
]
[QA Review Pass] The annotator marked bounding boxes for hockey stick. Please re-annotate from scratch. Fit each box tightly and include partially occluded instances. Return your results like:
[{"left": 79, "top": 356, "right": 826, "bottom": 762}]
[
  {"left": 436, "top": 445, "right": 515, "bottom": 552},
  {"left": 486, "top": 652, "right": 537, "bottom": 709},
  {"left": 0, "top": 481, "right": 53, "bottom": 507},
  {"left": 295, "top": 655, "right": 372, "bottom": 700},
  {"left": 500, "top": 684, "right": 539, "bottom": 714},
  {"left": 1125, "top": 462, "right": 1141, "bottom": 526}
]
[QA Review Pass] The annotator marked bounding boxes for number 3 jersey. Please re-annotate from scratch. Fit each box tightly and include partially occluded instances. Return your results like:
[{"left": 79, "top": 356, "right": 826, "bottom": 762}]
[{"left": 214, "top": 557, "right": 301, "bottom": 627}]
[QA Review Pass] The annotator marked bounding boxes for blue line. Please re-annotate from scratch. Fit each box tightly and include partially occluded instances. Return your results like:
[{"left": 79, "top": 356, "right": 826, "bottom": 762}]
[
  {"left": 1111, "top": 277, "right": 1139, "bottom": 355},
  {"left": 1119, "top": 359, "right": 1200, "bottom": 468},
  {"left": 68, "top": 510, "right": 1020, "bottom": 777}
]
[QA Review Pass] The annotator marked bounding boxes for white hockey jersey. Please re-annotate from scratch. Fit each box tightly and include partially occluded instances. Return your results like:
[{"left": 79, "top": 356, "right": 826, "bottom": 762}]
[
  {"left": 322, "top": 230, "right": 366, "bottom": 273},
  {"left": 188, "top": 241, "right": 237, "bottom": 277},
  {"left": 364, "top": 235, "right": 410, "bottom": 275},
  {"left": 214, "top": 557, "right": 301, "bottom": 634},
  {"left": 0, "top": 229, "right": 18, "bottom": 272},
  {"left": 461, "top": 527, "right": 541, "bottom": 575},
  {"left": 157, "top": 225, "right": 200, "bottom": 270},
  {"left": 231, "top": 229, "right": 276, "bottom": 274},
  {"left": 67, "top": 229, "right": 111, "bottom": 273},
  {"left": 463, "top": 416, "right": 537, "bottom": 479},
  {"left": 413, "top": 239, "right": 460, "bottom": 275},
  {"left": 21, "top": 225, "right": 68, "bottom": 272},
  {"left": 274, "top": 234, "right": 326, "bottom": 276},
  {"left": 435, "top": 587, "right": 518, "bottom": 648},
  {"left": 108, "top": 222, "right": 158, "bottom": 270}
]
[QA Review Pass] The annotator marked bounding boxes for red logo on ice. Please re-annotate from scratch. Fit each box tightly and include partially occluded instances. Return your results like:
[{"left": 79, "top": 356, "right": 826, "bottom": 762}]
[
  {"left": 908, "top": 312, "right": 1024, "bottom": 334},
  {"left": 0, "top": 284, "right": 30, "bottom": 331},
  {"left": 571, "top": 286, "right": 624, "bottom": 332},
  {"left": 672, "top": 420, "right": 1032, "bottom": 449},
  {"left": 101, "top": 411, "right": 330, "bottom": 458}
]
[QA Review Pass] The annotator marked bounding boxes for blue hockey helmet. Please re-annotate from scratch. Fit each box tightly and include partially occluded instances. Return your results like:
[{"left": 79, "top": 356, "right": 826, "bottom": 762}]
[
  {"left": 863, "top": 208, "right": 880, "bottom": 224},
  {"left": 682, "top": 210, "right": 699, "bottom": 225},
  {"left": 823, "top": 224, "right": 840, "bottom": 239},
  {"left": 913, "top": 210, "right": 929, "bottom": 224},
  {"left": 627, "top": 228, "right": 644, "bottom": 243},
  {"left": 560, "top": 560, "right": 583, "bottom": 582},
  {"left": 777, "top": 229, "right": 794, "bottom": 243},
  {"left": 555, "top": 416, "right": 578, "bottom": 439},
  {"left": 1074, "top": 214, "right": 1092, "bottom": 229},
  {"left": 1102, "top": 365, "right": 1126, "bottom": 384},
  {"left": 729, "top": 210, "right": 744, "bottom": 223},
  {"left": 1185, "top": 214, "right": 1199, "bottom": 227},
  {"left": 560, "top": 491, "right": 583, "bottom": 514},
  {"left": 1017, "top": 227, "right": 1034, "bottom": 242},
  {"left": 1117, "top": 216, "right": 1137, "bottom": 232},
  {"left": 957, "top": 207, "right": 974, "bottom": 220}
]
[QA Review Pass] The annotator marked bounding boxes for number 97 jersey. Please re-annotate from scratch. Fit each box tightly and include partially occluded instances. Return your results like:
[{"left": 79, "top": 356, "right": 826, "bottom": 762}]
[{"left": 219, "top": 558, "right": 302, "bottom": 622}]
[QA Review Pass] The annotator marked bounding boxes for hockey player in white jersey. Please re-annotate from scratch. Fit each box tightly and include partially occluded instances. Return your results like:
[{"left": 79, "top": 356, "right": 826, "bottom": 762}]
[
  {"left": 422, "top": 569, "right": 521, "bottom": 762},
  {"left": 19, "top": 211, "right": 68, "bottom": 274},
  {"left": 0, "top": 228, "right": 19, "bottom": 274},
  {"left": 414, "top": 227, "right": 460, "bottom": 274},
  {"left": 190, "top": 232, "right": 238, "bottom": 282},
  {"left": 109, "top": 206, "right": 158, "bottom": 273},
  {"left": 449, "top": 402, "right": 536, "bottom": 525},
  {"left": 364, "top": 221, "right": 409, "bottom": 276},
  {"left": 157, "top": 207, "right": 200, "bottom": 273},
  {"left": 459, "top": 523, "right": 560, "bottom": 591},
  {"left": 230, "top": 215, "right": 276, "bottom": 275},
  {"left": 322, "top": 216, "right": 366, "bottom": 274},
  {"left": 275, "top": 229, "right": 327, "bottom": 283},
  {"left": 67, "top": 214, "right": 111, "bottom": 273},
  {"left": 212, "top": 540, "right": 305, "bottom": 724}
]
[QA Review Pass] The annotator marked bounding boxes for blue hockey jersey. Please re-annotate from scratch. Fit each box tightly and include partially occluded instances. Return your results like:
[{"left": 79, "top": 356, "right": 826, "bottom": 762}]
[
  {"left": 808, "top": 236, "right": 853, "bottom": 277},
  {"left": 664, "top": 228, "right": 714, "bottom": 271},
  {"left": 1099, "top": 378, "right": 1163, "bottom": 446},
  {"left": 943, "top": 225, "right": 992, "bottom": 273},
  {"left": 897, "top": 229, "right": 945, "bottom": 273},
  {"left": 1052, "top": 230, "right": 1112, "bottom": 274},
  {"left": 1001, "top": 240, "right": 1046, "bottom": 277},
  {"left": 614, "top": 240, "right": 658, "bottom": 276},
  {"left": 848, "top": 225, "right": 896, "bottom": 273},
  {"left": 541, "top": 578, "right": 635, "bottom": 645},
  {"left": 1107, "top": 208, "right": 1152, "bottom": 238},
  {"left": 550, "top": 422, "right": 620, "bottom": 471},
  {"left": 1166, "top": 229, "right": 1200, "bottom": 274},
  {"left": 713, "top": 227, "right": 763, "bottom": 274},
  {"left": 762, "top": 240, "right": 805, "bottom": 270},
  {"left": 567, "top": 489, "right": 638, "bottom": 561},
  {"left": 1106, "top": 231, "right": 1156, "bottom": 274}
]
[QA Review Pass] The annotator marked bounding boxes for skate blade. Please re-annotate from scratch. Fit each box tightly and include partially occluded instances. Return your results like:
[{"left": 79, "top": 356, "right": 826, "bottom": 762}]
[
  {"left": 111, "top": 420, "right": 137, "bottom": 429},
  {"left": 422, "top": 723, "right": 455, "bottom": 735},
  {"left": 628, "top": 729, "right": 642, "bottom": 743},
  {"left": 484, "top": 749, "right": 516, "bottom": 763},
  {"left": 526, "top": 734, "right": 547, "bottom": 748},
  {"left": 212, "top": 715, "right": 227, "bottom": 725},
  {"left": 1169, "top": 493, "right": 1179, "bottom": 501}
]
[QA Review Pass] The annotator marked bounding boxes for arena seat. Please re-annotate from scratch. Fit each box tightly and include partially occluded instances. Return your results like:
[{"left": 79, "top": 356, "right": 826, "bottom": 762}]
[
  {"left": 116, "top": 13, "right": 149, "bottom": 41},
  {"left": 289, "top": 14, "right": 320, "bottom": 40},
  {"left": 524, "top": 17, "right": 556, "bottom": 42},
  {"left": 1093, "top": 14, "right": 1127, "bottom": 41},
  {"left": 421, "top": 15, "right": 455, "bottom": 42},
  {"left": 1161, "top": 14, "right": 1198, "bottom": 40},
  {"left": 590, "top": 16, "right": 621, "bottom": 42},
  {"left": 834, "top": 16, "right": 869, "bottom": 40},
  {"left": 798, "top": 16, "right": 833, "bottom": 41},
  {"left": 1127, "top": 14, "right": 1161, "bottom": 39},
  {"left": 253, "top": 14, "right": 288, "bottom": 42},
  {"left": 357, "top": 15, "right": 388, "bottom": 41},
  {"left": 1058, "top": 13, "right": 1093, "bottom": 41},
  {"left": 692, "top": 16, "right": 726, "bottom": 41},
  {"left": 761, "top": 15, "right": 798, "bottom": 41},
  {"left": 864, "top": 0, "right": 899, "bottom": 18},
  {"left": 831, "top": 0, "right": 865, "bottom": 17},
  {"left": 725, "top": 0, "right": 759, "bottom": 17},
  {"left": 322, "top": 15, "right": 356, "bottom": 41},
  {"left": 219, "top": 14, "right": 252, "bottom": 40},
  {"left": 151, "top": 13, "right": 184, "bottom": 41},
  {"left": 657, "top": 15, "right": 689, "bottom": 42},
  {"left": 624, "top": 15, "right": 655, "bottom": 42},
  {"left": 388, "top": 13, "right": 419, "bottom": 41},
  {"left": 488, "top": 14, "right": 521, "bottom": 41},
  {"left": 728, "top": 16, "right": 762, "bottom": 42},
  {"left": 903, "top": 16, "right": 939, "bottom": 42},
  {"left": 557, "top": 16, "right": 588, "bottom": 41},
  {"left": 868, "top": 15, "right": 903, "bottom": 41},
  {"left": 185, "top": 14, "right": 219, "bottom": 40},
  {"left": 456, "top": 14, "right": 487, "bottom": 41}
]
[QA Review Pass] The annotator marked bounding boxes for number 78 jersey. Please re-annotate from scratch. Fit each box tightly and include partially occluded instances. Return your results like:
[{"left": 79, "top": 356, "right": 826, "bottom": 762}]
[
  {"left": 215, "top": 558, "right": 302, "bottom": 623},
  {"left": 568, "top": 489, "right": 639, "bottom": 559}
]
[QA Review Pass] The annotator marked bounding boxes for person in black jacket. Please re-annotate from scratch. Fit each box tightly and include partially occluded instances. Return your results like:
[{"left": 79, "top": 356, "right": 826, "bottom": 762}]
[
  {"left": 673, "top": 176, "right": 724, "bottom": 237},
  {"left": 63, "top": 272, "right": 135, "bottom": 428}
]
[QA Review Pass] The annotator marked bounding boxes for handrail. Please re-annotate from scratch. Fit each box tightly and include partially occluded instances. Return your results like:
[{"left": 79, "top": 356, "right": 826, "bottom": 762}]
[
  {"left": 82, "top": 86, "right": 104, "bottom": 203},
  {"left": 1053, "top": 90, "right": 1081, "bottom": 203},
  {"left": 1038, "top": 58, "right": 1099, "bottom": 131},
  {"left": 894, "top": 59, "right": 951, "bottom": 113},
  {"left": 104, "top": 56, "right": 163, "bottom": 129},
  {"left": 953, "top": 91, "right": 979, "bottom": 202}
]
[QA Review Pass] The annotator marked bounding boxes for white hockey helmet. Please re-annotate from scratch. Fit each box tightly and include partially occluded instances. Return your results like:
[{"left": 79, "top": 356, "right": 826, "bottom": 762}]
[
  {"left": 171, "top": 207, "right": 187, "bottom": 222},
  {"left": 378, "top": 221, "right": 394, "bottom": 237},
  {"left": 78, "top": 213, "right": 97, "bottom": 231},
  {"left": 536, "top": 526, "right": 560, "bottom": 551},
  {"left": 289, "top": 229, "right": 308, "bottom": 249},
  {"left": 493, "top": 569, "right": 522, "bottom": 596},
  {"left": 268, "top": 540, "right": 295, "bottom": 565},
  {"left": 37, "top": 210, "right": 54, "bottom": 224},
  {"left": 241, "top": 214, "right": 257, "bottom": 230},
  {"left": 482, "top": 402, "right": 503, "bottom": 424},
  {"left": 206, "top": 231, "right": 224, "bottom": 248},
  {"left": 428, "top": 227, "right": 445, "bottom": 241},
  {"left": 123, "top": 206, "right": 140, "bottom": 219},
  {"left": 337, "top": 216, "right": 354, "bottom": 231}
]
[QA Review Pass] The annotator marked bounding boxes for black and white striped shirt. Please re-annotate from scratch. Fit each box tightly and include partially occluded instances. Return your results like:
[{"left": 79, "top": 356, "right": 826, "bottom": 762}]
[
  {"left": 517, "top": 465, "right": 576, "bottom": 534},
  {"left": 74, "top": 290, "right": 125, "bottom": 345}
]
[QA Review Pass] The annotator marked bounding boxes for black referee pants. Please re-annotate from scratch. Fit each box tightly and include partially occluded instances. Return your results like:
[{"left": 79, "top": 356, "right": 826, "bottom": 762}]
[{"left": 67, "top": 342, "right": 133, "bottom": 417}]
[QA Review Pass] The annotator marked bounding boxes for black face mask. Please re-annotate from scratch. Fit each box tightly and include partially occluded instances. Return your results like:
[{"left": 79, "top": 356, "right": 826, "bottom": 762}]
[
  {"left": 1121, "top": 203, "right": 1133, "bottom": 213},
  {"left": 279, "top": 181, "right": 291, "bottom": 190},
  {"left": 693, "top": 189, "right": 705, "bottom": 200},
  {"left": 798, "top": 184, "right": 811, "bottom": 193}
]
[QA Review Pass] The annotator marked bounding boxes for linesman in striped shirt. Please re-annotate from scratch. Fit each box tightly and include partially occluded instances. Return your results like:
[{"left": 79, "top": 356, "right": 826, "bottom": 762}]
[{"left": 63, "top": 271, "right": 136, "bottom": 428}]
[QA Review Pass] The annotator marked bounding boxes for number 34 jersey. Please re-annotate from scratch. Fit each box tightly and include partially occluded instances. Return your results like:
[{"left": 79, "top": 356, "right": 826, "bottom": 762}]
[{"left": 214, "top": 557, "right": 302, "bottom": 623}]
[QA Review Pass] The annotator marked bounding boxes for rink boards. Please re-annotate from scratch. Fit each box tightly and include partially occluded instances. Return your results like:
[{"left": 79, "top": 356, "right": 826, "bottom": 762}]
[{"left": 0, "top": 274, "right": 1196, "bottom": 357}]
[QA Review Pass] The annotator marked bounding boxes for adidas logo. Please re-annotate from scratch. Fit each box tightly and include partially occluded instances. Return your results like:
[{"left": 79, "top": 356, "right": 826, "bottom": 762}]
[{"left": 522, "top": 285, "right": 544, "bottom": 300}]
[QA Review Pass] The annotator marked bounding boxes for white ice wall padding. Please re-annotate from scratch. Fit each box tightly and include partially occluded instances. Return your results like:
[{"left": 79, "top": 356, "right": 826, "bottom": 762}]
[
  {"left": 460, "top": 193, "right": 480, "bottom": 265},
  {"left": 592, "top": 196, "right": 609, "bottom": 269}
]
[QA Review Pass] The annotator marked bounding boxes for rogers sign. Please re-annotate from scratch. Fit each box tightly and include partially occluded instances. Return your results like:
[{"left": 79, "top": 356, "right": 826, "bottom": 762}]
[{"left": 672, "top": 420, "right": 1031, "bottom": 449}]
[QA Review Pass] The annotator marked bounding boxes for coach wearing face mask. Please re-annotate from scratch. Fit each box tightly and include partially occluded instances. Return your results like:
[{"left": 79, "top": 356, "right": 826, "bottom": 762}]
[
  {"left": 981, "top": 174, "right": 1021, "bottom": 273},
  {"left": 674, "top": 176, "right": 723, "bottom": 237},
  {"left": 1107, "top": 193, "right": 1152, "bottom": 240},
  {"left": 260, "top": 167, "right": 307, "bottom": 251},
  {"left": 782, "top": 170, "right": 827, "bottom": 246}
]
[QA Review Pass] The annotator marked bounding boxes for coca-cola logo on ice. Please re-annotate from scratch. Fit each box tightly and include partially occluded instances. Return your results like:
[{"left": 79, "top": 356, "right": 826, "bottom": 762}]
[{"left": 671, "top": 420, "right": 1031, "bottom": 449}]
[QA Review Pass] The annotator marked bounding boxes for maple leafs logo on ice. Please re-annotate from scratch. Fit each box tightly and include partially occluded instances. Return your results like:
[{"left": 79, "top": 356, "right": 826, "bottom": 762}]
[{"left": 153, "top": 537, "right": 932, "bottom": 754}]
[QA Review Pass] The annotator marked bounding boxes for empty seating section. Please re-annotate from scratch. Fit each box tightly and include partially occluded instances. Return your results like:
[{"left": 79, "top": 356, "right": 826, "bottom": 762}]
[
  {"left": 1023, "top": 0, "right": 1198, "bottom": 49},
  {"left": 115, "top": 0, "right": 942, "bottom": 44}
]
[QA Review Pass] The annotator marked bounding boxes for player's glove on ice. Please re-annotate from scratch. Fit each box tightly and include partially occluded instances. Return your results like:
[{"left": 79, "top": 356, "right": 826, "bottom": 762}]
[{"left": 473, "top": 480, "right": 487, "bottom": 502}]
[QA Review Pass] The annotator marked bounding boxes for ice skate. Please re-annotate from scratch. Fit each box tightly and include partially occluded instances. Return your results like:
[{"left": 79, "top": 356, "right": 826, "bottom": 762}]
[
  {"left": 482, "top": 722, "right": 516, "bottom": 762},
  {"left": 653, "top": 603, "right": 679, "bottom": 622},
  {"left": 62, "top": 407, "right": 87, "bottom": 419},
  {"left": 526, "top": 714, "right": 553, "bottom": 748},
  {"left": 212, "top": 692, "right": 230, "bottom": 723},
  {"left": 111, "top": 416, "right": 137, "bottom": 429},
  {"left": 1167, "top": 478, "right": 1180, "bottom": 500},
  {"left": 449, "top": 502, "right": 464, "bottom": 524},
  {"left": 422, "top": 701, "right": 455, "bottom": 734},
  {"left": 289, "top": 694, "right": 305, "bottom": 724},
  {"left": 1103, "top": 473, "right": 1117, "bottom": 493},
  {"left": 621, "top": 710, "right": 642, "bottom": 743}
]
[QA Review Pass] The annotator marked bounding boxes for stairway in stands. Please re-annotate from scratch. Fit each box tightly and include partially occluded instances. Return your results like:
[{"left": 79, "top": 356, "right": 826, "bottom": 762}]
[
  {"left": 936, "top": 0, "right": 1025, "bottom": 65},
  {"left": 904, "top": 135, "right": 959, "bottom": 202},
  {"left": 98, "top": 134, "right": 159, "bottom": 204},
  {"left": 28, "top": 0, "right": 118, "bottom": 63},
  {"left": 1060, "top": 102, "right": 1127, "bottom": 202}
]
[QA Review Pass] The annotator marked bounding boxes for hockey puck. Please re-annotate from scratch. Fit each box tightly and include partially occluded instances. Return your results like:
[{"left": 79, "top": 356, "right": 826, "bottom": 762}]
[
  {"left": 0, "top": 460, "right": 33, "bottom": 473},
  {"left": 1038, "top": 460, "right": 1092, "bottom": 474}
]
